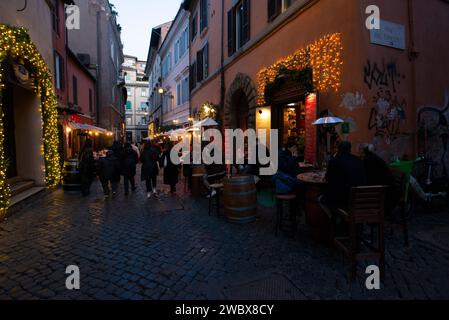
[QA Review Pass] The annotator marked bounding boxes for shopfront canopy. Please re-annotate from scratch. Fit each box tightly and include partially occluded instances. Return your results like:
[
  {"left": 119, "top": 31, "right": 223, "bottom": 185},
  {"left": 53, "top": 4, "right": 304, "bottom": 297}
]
[
  {"left": 68, "top": 122, "right": 110, "bottom": 134},
  {"left": 187, "top": 118, "right": 219, "bottom": 131}
]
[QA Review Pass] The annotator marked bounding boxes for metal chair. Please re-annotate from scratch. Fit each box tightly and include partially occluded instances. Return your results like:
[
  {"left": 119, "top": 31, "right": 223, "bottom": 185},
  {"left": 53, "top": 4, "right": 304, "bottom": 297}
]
[{"left": 208, "top": 183, "right": 224, "bottom": 217}]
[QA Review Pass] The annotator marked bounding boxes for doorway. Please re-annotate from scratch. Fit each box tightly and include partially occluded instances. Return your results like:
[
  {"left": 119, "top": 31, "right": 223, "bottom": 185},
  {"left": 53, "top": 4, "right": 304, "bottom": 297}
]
[
  {"left": 2, "top": 86, "right": 18, "bottom": 179},
  {"left": 233, "top": 89, "right": 249, "bottom": 131}
]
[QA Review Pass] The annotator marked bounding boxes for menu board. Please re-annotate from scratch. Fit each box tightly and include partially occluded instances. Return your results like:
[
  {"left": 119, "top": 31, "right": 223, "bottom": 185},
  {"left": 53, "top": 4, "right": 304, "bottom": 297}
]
[{"left": 304, "top": 94, "right": 317, "bottom": 164}]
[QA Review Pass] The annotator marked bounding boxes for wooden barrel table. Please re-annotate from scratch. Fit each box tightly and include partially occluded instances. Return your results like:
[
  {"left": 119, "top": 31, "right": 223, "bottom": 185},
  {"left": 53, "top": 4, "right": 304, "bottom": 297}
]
[
  {"left": 62, "top": 159, "right": 82, "bottom": 192},
  {"left": 191, "top": 165, "right": 206, "bottom": 197},
  {"left": 223, "top": 175, "right": 257, "bottom": 224},
  {"left": 298, "top": 172, "right": 329, "bottom": 244}
]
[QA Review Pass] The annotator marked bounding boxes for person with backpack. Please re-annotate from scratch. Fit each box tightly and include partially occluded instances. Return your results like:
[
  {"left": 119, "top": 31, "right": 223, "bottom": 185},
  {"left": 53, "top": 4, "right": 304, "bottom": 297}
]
[
  {"left": 141, "top": 140, "right": 160, "bottom": 199},
  {"left": 121, "top": 142, "right": 139, "bottom": 196},
  {"left": 97, "top": 149, "right": 121, "bottom": 198}
]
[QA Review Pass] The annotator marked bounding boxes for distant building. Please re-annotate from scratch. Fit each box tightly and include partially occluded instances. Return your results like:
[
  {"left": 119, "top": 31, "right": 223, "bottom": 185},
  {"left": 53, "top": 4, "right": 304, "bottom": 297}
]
[
  {"left": 159, "top": 8, "right": 190, "bottom": 129},
  {"left": 144, "top": 21, "right": 172, "bottom": 137},
  {"left": 123, "top": 55, "right": 150, "bottom": 143},
  {"left": 68, "top": 0, "right": 126, "bottom": 141}
]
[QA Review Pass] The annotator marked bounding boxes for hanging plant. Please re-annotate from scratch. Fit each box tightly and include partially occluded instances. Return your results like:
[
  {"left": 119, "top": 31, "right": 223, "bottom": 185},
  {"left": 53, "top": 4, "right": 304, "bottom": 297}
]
[{"left": 0, "top": 24, "right": 61, "bottom": 210}]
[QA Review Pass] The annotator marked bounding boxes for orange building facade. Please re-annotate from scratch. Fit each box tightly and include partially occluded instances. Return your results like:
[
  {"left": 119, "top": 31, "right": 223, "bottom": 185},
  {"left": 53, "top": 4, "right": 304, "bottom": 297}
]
[{"left": 184, "top": 0, "right": 449, "bottom": 173}]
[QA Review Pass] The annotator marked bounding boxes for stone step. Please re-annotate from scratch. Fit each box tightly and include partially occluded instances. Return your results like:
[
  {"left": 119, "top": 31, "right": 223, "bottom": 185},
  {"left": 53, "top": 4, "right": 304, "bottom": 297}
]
[
  {"left": 8, "top": 187, "right": 45, "bottom": 208},
  {"left": 10, "top": 180, "right": 35, "bottom": 197},
  {"left": 6, "top": 176, "right": 23, "bottom": 185}
]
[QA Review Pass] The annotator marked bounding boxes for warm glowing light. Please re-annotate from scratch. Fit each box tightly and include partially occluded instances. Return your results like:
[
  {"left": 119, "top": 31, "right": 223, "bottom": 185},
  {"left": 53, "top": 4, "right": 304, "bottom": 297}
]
[
  {"left": 66, "top": 127, "right": 72, "bottom": 134},
  {"left": 158, "top": 88, "right": 164, "bottom": 94},
  {"left": 257, "top": 33, "right": 343, "bottom": 106}
]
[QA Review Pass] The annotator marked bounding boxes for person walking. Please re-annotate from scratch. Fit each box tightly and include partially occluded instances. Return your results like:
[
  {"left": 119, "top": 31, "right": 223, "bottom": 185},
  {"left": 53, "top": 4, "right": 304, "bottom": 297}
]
[
  {"left": 121, "top": 142, "right": 139, "bottom": 196},
  {"left": 162, "top": 141, "right": 180, "bottom": 194},
  {"left": 97, "top": 149, "right": 121, "bottom": 198},
  {"left": 141, "top": 140, "right": 160, "bottom": 199},
  {"left": 78, "top": 139, "right": 96, "bottom": 196}
]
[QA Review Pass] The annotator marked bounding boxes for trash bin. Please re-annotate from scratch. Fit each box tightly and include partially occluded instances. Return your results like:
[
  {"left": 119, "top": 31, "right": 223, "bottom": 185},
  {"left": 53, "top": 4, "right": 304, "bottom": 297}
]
[{"left": 62, "top": 159, "right": 82, "bottom": 192}]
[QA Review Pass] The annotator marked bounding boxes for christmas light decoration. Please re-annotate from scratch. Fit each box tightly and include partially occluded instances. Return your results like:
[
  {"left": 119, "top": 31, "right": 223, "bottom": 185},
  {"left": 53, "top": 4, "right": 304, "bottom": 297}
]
[
  {"left": 257, "top": 33, "right": 343, "bottom": 106},
  {"left": 0, "top": 24, "right": 61, "bottom": 210},
  {"left": 197, "top": 101, "right": 217, "bottom": 121}
]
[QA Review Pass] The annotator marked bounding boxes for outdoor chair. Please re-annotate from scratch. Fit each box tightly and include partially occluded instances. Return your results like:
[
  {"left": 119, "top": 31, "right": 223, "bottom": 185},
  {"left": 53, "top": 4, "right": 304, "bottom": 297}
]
[
  {"left": 333, "top": 186, "right": 386, "bottom": 280},
  {"left": 275, "top": 194, "right": 297, "bottom": 236},
  {"left": 208, "top": 183, "right": 224, "bottom": 217},
  {"left": 385, "top": 169, "right": 410, "bottom": 247}
]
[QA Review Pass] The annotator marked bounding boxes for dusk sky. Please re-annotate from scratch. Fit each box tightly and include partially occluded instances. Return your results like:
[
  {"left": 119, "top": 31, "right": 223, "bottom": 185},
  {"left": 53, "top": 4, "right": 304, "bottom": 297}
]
[{"left": 112, "top": 0, "right": 182, "bottom": 61}]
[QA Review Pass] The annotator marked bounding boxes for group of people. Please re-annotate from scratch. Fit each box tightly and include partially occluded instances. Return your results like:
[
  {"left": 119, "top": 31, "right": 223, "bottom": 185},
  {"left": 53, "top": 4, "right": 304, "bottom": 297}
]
[{"left": 78, "top": 138, "right": 180, "bottom": 199}]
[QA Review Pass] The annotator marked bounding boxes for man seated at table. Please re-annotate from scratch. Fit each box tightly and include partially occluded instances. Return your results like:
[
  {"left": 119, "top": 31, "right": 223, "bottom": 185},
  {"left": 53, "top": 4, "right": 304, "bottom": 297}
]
[{"left": 319, "top": 141, "right": 367, "bottom": 217}]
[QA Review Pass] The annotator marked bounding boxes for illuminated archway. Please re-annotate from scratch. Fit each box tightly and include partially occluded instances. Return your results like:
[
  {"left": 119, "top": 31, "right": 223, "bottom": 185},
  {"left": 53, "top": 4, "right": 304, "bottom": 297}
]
[{"left": 0, "top": 24, "right": 61, "bottom": 210}]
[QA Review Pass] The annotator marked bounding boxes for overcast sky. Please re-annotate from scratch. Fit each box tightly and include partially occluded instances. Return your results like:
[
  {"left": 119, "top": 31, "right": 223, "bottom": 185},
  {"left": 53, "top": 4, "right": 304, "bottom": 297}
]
[{"left": 111, "top": 0, "right": 182, "bottom": 61}]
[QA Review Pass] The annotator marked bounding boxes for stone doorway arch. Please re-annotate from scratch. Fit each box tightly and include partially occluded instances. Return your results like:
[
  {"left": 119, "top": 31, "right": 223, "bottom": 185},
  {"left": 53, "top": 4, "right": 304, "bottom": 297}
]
[{"left": 224, "top": 73, "right": 258, "bottom": 130}]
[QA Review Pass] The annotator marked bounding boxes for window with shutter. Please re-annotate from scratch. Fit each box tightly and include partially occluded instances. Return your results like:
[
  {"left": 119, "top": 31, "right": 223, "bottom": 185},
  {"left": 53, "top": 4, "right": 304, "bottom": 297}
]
[
  {"left": 203, "top": 43, "right": 209, "bottom": 79},
  {"left": 197, "top": 50, "right": 203, "bottom": 82},
  {"left": 200, "top": 0, "right": 208, "bottom": 32},
  {"left": 241, "top": 0, "right": 250, "bottom": 46},
  {"left": 227, "top": 9, "right": 235, "bottom": 56},
  {"left": 191, "top": 13, "right": 198, "bottom": 41}
]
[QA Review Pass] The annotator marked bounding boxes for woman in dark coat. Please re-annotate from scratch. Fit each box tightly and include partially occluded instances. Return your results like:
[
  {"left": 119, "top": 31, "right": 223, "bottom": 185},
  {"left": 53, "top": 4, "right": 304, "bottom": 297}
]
[
  {"left": 141, "top": 140, "right": 160, "bottom": 198},
  {"left": 97, "top": 150, "right": 121, "bottom": 198},
  {"left": 163, "top": 141, "right": 180, "bottom": 194},
  {"left": 121, "top": 142, "right": 138, "bottom": 195},
  {"left": 78, "top": 139, "right": 95, "bottom": 196}
]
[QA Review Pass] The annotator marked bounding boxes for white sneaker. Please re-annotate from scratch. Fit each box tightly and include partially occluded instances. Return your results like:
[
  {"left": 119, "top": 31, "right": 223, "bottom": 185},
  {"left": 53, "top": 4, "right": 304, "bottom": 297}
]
[
  {"left": 147, "top": 192, "right": 152, "bottom": 199},
  {"left": 207, "top": 190, "right": 217, "bottom": 198},
  {"left": 153, "top": 189, "right": 158, "bottom": 195}
]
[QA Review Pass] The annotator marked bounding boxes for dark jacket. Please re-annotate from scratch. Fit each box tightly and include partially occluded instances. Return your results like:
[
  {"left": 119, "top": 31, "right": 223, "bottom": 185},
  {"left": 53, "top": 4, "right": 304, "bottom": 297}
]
[
  {"left": 325, "top": 152, "right": 367, "bottom": 209},
  {"left": 78, "top": 147, "right": 95, "bottom": 179},
  {"left": 121, "top": 146, "right": 138, "bottom": 176},
  {"left": 279, "top": 149, "right": 300, "bottom": 179},
  {"left": 141, "top": 146, "right": 160, "bottom": 181},
  {"left": 97, "top": 153, "right": 121, "bottom": 182},
  {"left": 163, "top": 148, "right": 179, "bottom": 186}
]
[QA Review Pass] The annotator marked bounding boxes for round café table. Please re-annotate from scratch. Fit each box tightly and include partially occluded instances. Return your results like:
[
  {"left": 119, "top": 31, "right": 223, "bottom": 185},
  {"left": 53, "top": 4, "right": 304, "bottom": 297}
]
[{"left": 297, "top": 172, "right": 329, "bottom": 244}]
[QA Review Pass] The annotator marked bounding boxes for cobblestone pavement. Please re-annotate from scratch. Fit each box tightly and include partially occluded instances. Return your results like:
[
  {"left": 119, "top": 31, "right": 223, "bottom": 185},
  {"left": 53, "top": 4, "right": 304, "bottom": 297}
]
[{"left": 0, "top": 174, "right": 448, "bottom": 300}]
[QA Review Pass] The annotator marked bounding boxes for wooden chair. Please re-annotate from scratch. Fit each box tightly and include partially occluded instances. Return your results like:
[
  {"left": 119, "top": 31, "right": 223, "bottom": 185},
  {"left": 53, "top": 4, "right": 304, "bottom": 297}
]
[
  {"left": 385, "top": 169, "right": 409, "bottom": 247},
  {"left": 275, "top": 194, "right": 297, "bottom": 236},
  {"left": 333, "top": 186, "right": 386, "bottom": 280},
  {"left": 208, "top": 183, "right": 224, "bottom": 217}
]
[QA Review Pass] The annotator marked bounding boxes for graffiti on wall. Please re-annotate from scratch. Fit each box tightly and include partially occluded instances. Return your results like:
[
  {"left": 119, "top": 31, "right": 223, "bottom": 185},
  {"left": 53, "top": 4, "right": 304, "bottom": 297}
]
[
  {"left": 364, "top": 59, "right": 408, "bottom": 145},
  {"left": 339, "top": 92, "right": 366, "bottom": 111},
  {"left": 418, "top": 93, "right": 449, "bottom": 178}
]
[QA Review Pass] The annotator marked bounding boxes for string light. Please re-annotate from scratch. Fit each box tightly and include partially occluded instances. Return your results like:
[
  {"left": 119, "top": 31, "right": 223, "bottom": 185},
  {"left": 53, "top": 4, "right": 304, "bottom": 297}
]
[
  {"left": 257, "top": 33, "right": 343, "bottom": 106},
  {"left": 0, "top": 24, "right": 61, "bottom": 210}
]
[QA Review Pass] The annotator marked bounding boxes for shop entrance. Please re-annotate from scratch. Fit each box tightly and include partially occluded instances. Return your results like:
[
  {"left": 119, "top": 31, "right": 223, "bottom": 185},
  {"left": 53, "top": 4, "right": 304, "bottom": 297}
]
[
  {"left": 2, "top": 85, "right": 18, "bottom": 179},
  {"left": 232, "top": 89, "right": 249, "bottom": 131}
]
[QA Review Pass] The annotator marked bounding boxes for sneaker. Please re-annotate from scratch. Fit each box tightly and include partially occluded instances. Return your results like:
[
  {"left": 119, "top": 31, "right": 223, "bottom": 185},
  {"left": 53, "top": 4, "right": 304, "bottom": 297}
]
[
  {"left": 147, "top": 192, "right": 152, "bottom": 199},
  {"left": 153, "top": 189, "right": 158, "bottom": 195}
]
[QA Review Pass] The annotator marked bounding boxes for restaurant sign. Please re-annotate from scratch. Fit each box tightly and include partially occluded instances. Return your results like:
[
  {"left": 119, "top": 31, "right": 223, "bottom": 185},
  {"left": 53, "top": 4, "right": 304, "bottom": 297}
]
[{"left": 370, "top": 20, "right": 406, "bottom": 50}]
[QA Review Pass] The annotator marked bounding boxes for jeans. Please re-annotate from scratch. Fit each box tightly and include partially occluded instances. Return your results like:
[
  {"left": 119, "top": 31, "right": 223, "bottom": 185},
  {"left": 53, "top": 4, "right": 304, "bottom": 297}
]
[
  {"left": 101, "top": 179, "right": 118, "bottom": 196},
  {"left": 124, "top": 175, "right": 136, "bottom": 194},
  {"left": 145, "top": 175, "right": 157, "bottom": 192}
]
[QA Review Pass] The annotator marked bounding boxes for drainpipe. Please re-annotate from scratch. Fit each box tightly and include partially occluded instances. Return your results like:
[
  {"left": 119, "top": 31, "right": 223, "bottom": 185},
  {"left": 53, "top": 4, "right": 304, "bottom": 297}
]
[
  {"left": 96, "top": 10, "right": 102, "bottom": 128},
  {"left": 407, "top": 0, "right": 418, "bottom": 158},
  {"left": 219, "top": 0, "right": 225, "bottom": 126}
]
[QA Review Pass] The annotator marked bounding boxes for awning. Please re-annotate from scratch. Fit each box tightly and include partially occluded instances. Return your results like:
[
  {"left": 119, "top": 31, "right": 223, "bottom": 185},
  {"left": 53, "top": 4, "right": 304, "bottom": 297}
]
[
  {"left": 68, "top": 122, "right": 111, "bottom": 135},
  {"left": 187, "top": 118, "right": 219, "bottom": 131}
]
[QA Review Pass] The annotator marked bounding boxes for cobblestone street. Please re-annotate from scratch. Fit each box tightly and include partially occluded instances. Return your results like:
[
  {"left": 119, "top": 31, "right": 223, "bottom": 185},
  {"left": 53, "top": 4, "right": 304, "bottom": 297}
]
[{"left": 0, "top": 175, "right": 449, "bottom": 300}]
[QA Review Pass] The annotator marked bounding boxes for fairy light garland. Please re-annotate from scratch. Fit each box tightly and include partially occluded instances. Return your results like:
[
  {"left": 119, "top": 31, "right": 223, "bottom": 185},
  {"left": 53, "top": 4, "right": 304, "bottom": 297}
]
[
  {"left": 257, "top": 33, "right": 343, "bottom": 106},
  {"left": 0, "top": 24, "right": 61, "bottom": 210}
]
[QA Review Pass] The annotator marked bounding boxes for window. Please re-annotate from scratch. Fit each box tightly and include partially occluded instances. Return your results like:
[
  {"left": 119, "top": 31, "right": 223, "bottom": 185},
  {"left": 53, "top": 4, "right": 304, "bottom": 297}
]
[
  {"left": 268, "top": 0, "right": 296, "bottom": 22},
  {"left": 51, "top": 0, "right": 60, "bottom": 35},
  {"left": 228, "top": 0, "right": 251, "bottom": 56},
  {"left": 126, "top": 101, "right": 132, "bottom": 110},
  {"left": 89, "top": 89, "right": 93, "bottom": 113},
  {"left": 141, "top": 89, "right": 147, "bottom": 97},
  {"left": 127, "top": 88, "right": 132, "bottom": 96},
  {"left": 162, "top": 53, "right": 172, "bottom": 78},
  {"left": 72, "top": 76, "right": 78, "bottom": 105},
  {"left": 126, "top": 116, "right": 132, "bottom": 126},
  {"left": 182, "top": 77, "right": 189, "bottom": 103},
  {"left": 139, "top": 116, "right": 147, "bottom": 126},
  {"left": 196, "top": 43, "right": 209, "bottom": 83},
  {"left": 191, "top": 12, "right": 198, "bottom": 41},
  {"left": 177, "top": 83, "right": 182, "bottom": 106},
  {"left": 54, "top": 52, "right": 64, "bottom": 90},
  {"left": 125, "top": 74, "right": 131, "bottom": 81},
  {"left": 190, "top": 62, "right": 197, "bottom": 90},
  {"left": 200, "top": 0, "right": 208, "bottom": 32},
  {"left": 140, "top": 102, "right": 148, "bottom": 111}
]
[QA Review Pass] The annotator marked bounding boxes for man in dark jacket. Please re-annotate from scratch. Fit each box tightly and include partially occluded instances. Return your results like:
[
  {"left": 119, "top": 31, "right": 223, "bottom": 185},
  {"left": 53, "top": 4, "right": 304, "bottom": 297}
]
[
  {"left": 121, "top": 142, "right": 138, "bottom": 196},
  {"left": 141, "top": 141, "right": 161, "bottom": 198},
  {"left": 79, "top": 139, "right": 95, "bottom": 196},
  {"left": 321, "top": 141, "right": 367, "bottom": 211},
  {"left": 163, "top": 141, "right": 180, "bottom": 194},
  {"left": 97, "top": 150, "right": 121, "bottom": 198}
]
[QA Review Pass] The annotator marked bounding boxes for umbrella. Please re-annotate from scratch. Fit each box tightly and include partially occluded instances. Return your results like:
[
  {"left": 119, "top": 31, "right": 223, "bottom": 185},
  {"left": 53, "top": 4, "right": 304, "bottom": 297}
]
[
  {"left": 312, "top": 117, "right": 344, "bottom": 126},
  {"left": 200, "top": 118, "right": 219, "bottom": 127}
]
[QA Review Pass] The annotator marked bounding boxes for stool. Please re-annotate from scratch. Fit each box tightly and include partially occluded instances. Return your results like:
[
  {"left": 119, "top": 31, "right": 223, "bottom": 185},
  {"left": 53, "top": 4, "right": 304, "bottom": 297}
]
[
  {"left": 275, "top": 194, "right": 297, "bottom": 236},
  {"left": 208, "top": 183, "right": 224, "bottom": 217}
]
